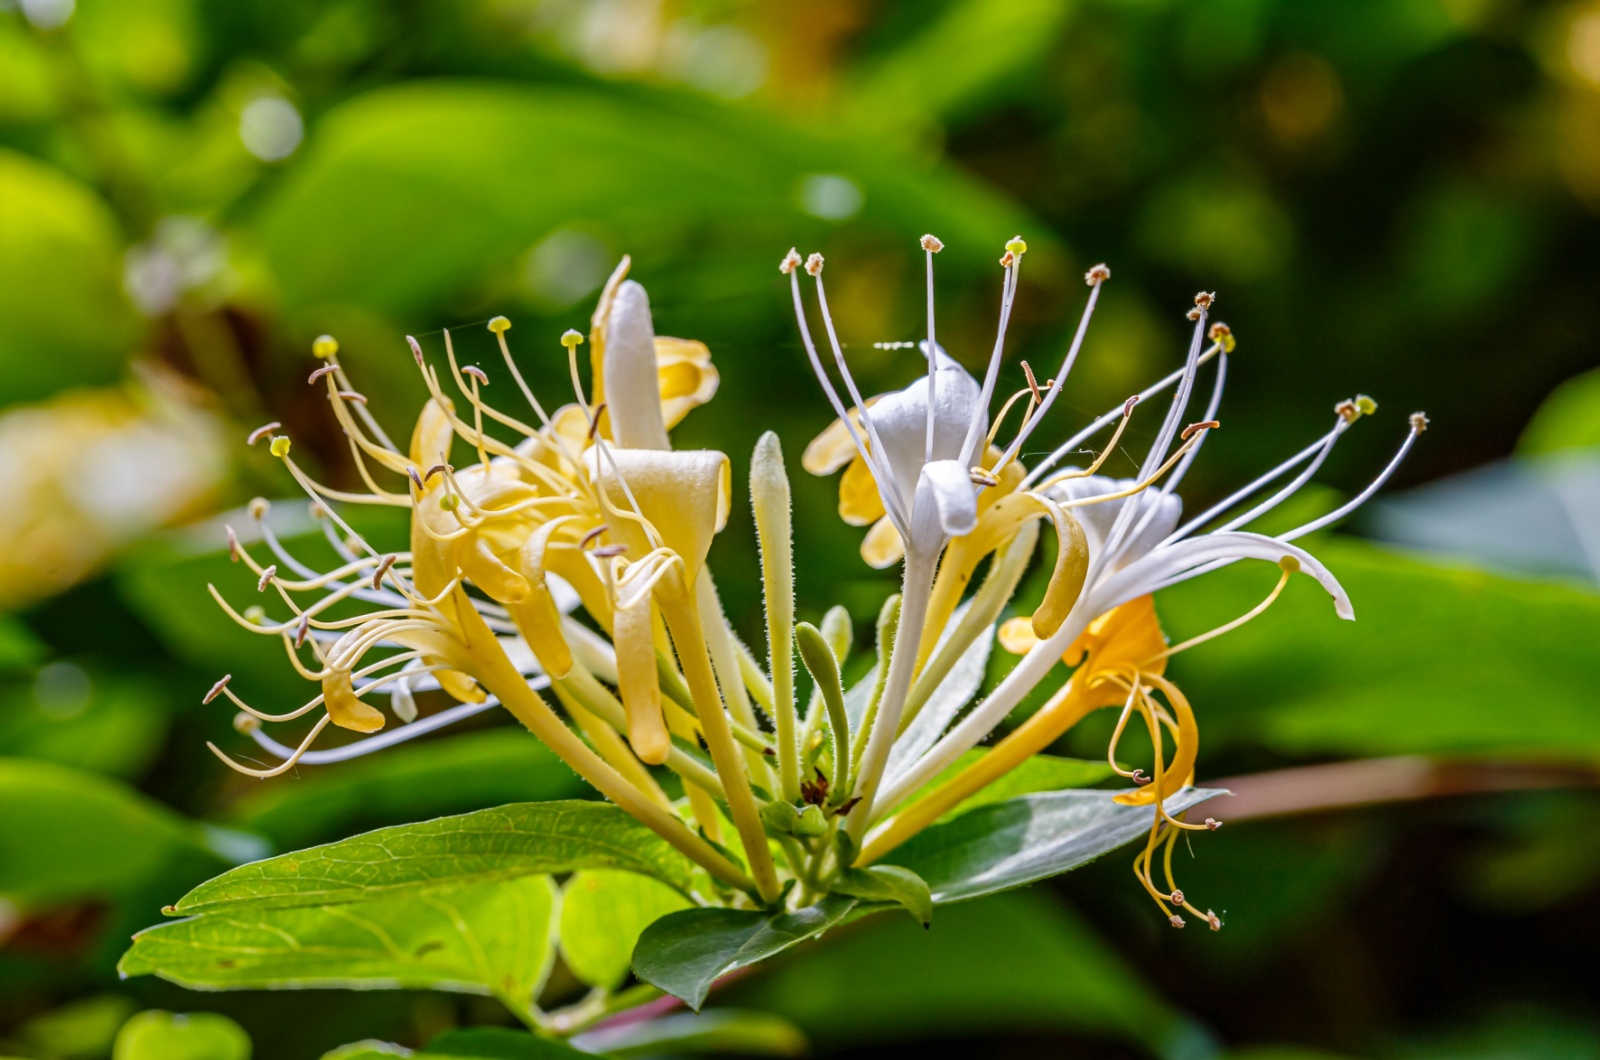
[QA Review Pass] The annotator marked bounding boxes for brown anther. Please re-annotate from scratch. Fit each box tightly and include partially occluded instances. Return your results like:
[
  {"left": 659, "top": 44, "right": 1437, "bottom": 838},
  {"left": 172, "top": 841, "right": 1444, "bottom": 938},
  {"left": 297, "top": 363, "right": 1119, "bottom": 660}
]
[
  {"left": 294, "top": 612, "right": 311, "bottom": 648},
  {"left": 920, "top": 234, "right": 944, "bottom": 253},
  {"left": 1085, "top": 263, "right": 1112, "bottom": 285},
  {"left": 587, "top": 404, "right": 606, "bottom": 440},
  {"left": 462, "top": 365, "right": 489, "bottom": 386},
  {"left": 804, "top": 253, "right": 824, "bottom": 277},
  {"left": 1410, "top": 411, "right": 1429, "bottom": 433},
  {"left": 1123, "top": 394, "right": 1141, "bottom": 417},
  {"left": 424, "top": 464, "right": 448, "bottom": 482},
  {"left": 999, "top": 250, "right": 1016, "bottom": 268},
  {"left": 307, "top": 365, "right": 338, "bottom": 384},
  {"left": 1193, "top": 291, "right": 1216, "bottom": 310},
  {"left": 203, "top": 674, "right": 232, "bottom": 704},
  {"left": 1022, "top": 360, "right": 1043, "bottom": 402},
  {"left": 591, "top": 544, "right": 627, "bottom": 558},
  {"left": 1205, "top": 817, "right": 1221, "bottom": 831},
  {"left": 247, "top": 422, "right": 282, "bottom": 446},
  {"left": 407, "top": 335, "right": 424, "bottom": 366},
  {"left": 1335, "top": 399, "right": 1359, "bottom": 422},
  {"left": 834, "top": 796, "right": 862, "bottom": 817},
  {"left": 225, "top": 525, "right": 240, "bottom": 563},
  {"left": 1169, "top": 915, "right": 1186, "bottom": 929},
  {"left": 407, "top": 467, "right": 425, "bottom": 491},
  {"left": 336, "top": 390, "right": 368, "bottom": 404},
  {"left": 256, "top": 565, "right": 277, "bottom": 592},
  {"left": 779, "top": 248, "right": 802, "bottom": 275},
  {"left": 1133, "top": 771, "right": 1153, "bottom": 786},
  {"left": 1208, "top": 322, "right": 1232, "bottom": 342},
  {"left": 1181, "top": 420, "right": 1220, "bottom": 440},
  {"left": 969, "top": 467, "right": 1000, "bottom": 487},
  {"left": 579, "top": 524, "right": 609, "bottom": 549},
  {"left": 308, "top": 501, "right": 329, "bottom": 520},
  {"left": 1170, "top": 889, "right": 1185, "bottom": 905},
  {"left": 1206, "top": 911, "right": 1222, "bottom": 931},
  {"left": 248, "top": 497, "right": 270, "bottom": 521},
  {"left": 371, "top": 554, "right": 397, "bottom": 591}
]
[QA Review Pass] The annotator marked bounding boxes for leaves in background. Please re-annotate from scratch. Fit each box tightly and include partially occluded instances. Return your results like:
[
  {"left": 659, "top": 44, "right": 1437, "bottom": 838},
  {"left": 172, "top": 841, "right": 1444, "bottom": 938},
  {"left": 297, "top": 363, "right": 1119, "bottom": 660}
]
[
  {"left": 0, "top": 758, "right": 240, "bottom": 909},
  {"left": 727, "top": 891, "right": 1200, "bottom": 1057},
  {"left": 572, "top": 1010, "right": 808, "bottom": 1058},
  {"left": 120, "top": 876, "right": 558, "bottom": 1009},
  {"left": 631, "top": 894, "right": 857, "bottom": 1010},
  {"left": 1520, "top": 366, "right": 1600, "bottom": 455},
  {"left": 888, "top": 787, "right": 1225, "bottom": 904},
  {"left": 226, "top": 728, "right": 589, "bottom": 850},
  {"left": 167, "top": 801, "right": 695, "bottom": 916},
  {"left": 558, "top": 870, "right": 691, "bottom": 991},
  {"left": 0, "top": 150, "right": 135, "bottom": 406},
  {"left": 424, "top": 1026, "right": 604, "bottom": 1058},
  {"left": 113, "top": 1009, "right": 252, "bottom": 1060},
  {"left": 1160, "top": 538, "right": 1600, "bottom": 759}
]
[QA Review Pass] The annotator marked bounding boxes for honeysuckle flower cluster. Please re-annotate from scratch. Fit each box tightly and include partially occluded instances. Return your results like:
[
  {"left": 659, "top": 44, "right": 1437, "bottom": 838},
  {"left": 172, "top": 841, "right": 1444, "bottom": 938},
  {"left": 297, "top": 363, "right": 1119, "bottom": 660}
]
[{"left": 207, "top": 240, "right": 1424, "bottom": 928}]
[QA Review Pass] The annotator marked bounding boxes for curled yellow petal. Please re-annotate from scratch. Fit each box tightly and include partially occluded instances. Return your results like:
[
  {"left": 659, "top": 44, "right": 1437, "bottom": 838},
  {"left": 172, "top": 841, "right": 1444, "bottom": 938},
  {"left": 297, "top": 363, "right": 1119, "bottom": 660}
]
[
  {"left": 839, "top": 453, "right": 886, "bottom": 526},
  {"left": 802, "top": 396, "right": 880, "bottom": 475},
  {"left": 614, "top": 588, "right": 669, "bottom": 765},
  {"left": 510, "top": 520, "right": 576, "bottom": 680},
  {"left": 591, "top": 449, "right": 730, "bottom": 582},
  {"left": 434, "top": 667, "right": 489, "bottom": 705},
  {"left": 861, "top": 515, "right": 905, "bottom": 569},
  {"left": 458, "top": 536, "right": 530, "bottom": 605},
  {"left": 655, "top": 337, "right": 719, "bottom": 428},
  {"left": 410, "top": 397, "right": 455, "bottom": 469},
  {"left": 1030, "top": 500, "right": 1089, "bottom": 640},
  {"left": 998, "top": 616, "right": 1038, "bottom": 655},
  {"left": 323, "top": 669, "right": 386, "bottom": 733}
]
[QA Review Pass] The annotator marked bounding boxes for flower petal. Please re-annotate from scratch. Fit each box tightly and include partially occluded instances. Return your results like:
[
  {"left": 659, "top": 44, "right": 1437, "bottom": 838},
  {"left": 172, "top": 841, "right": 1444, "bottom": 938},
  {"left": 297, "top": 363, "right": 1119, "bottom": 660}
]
[
  {"left": 1046, "top": 474, "right": 1181, "bottom": 569},
  {"left": 839, "top": 453, "right": 887, "bottom": 525},
  {"left": 1098, "top": 531, "right": 1353, "bottom": 620},
  {"left": 598, "top": 280, "right": 672, "bottom": 451},
  {"left": 861, "top": 515, "right": 905, "bottom": 569},
  {"left": 655, "top": 337, "right": 719, "bottom": 429},
  {"left": 916, "top": 458, "right": 979, "bottom": 541},
  {"left": 803, "top": 396, "right": 880, "bottom": 475},
  {"left": 587, "top": 448, "right": 731, "bottom": 581}
]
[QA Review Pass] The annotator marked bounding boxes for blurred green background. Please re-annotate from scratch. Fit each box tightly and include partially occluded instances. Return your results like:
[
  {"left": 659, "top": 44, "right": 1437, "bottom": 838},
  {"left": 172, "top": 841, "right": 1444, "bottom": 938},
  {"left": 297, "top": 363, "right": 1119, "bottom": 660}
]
[{"left": 2, "top": 0, "right": 1600, "bottom": 1057}]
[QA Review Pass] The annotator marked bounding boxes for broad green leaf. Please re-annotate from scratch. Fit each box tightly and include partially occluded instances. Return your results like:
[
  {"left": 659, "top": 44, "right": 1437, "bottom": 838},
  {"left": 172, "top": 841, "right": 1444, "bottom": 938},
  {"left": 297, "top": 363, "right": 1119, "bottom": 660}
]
[
  {"left": 255, "top": 83, "right": 1033, "bottom": 318},
  {"left": 0, "top": 758, "right": 235, "bottom": 907},
  {"left": 14, "top": 995, "right": 138, "bottom": 1060},
  {"left": 169, "top": 801, "right": 695, "bottom": 916},
  {"left": 0, "top": 149, "right": 135, "bottom": 406},
  {"left": 424, "top": 1027, "right": 599, "bottom": 1058},
  {"left": 832, "top": 865, "right": 933, "bottom": 927},
  {"left": 632, "top": 895, "right": 857, "bottom": 1010},
  {"left": 901, "top": 749, "right": 1114, "bottom": 825},
  {"left": 728, "top": 891, "right": 1198, "bottom": 1056},
  {"left": 1159, "top": 537, "right": 1600, "bottom": 759},
  {"left": 113, "top": 1010, "right": 251, "bottom": 1060},
  {"left": 888, "top": 787, "right": 1225, "bottom": 904},
  {"left": 0, "top": 674, "right": 169, "bottom": 779},
  {"left": 573, "top": 1010, "right": 808, "bottom": 1058},
  {"left": 120, "top": 876, "right": 558, "bottom": 1008},
  {"left": 1520, "top": 366, "right": 1600, "bottom": 455},
  {"left": 227, "top": 728, "right": 589, "bottom": 850},
  {"left": 559, "top": 870, "right": 691, "bottom": 991}
]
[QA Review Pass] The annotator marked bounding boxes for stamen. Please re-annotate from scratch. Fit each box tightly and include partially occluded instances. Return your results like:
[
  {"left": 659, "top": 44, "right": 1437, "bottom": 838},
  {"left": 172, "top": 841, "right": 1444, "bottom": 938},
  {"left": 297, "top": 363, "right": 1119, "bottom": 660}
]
[
  {"left": 226, "top": 525, "right": 240, "bottom": 563},
  {"left": 371, "top": 554, "right": 397, "bottom": 591},
  {"left": 208, "top": 713, "right": 332, "bottom": 778},
  {"left": 1410, "top": 412, "right": 1429, "bottom": 432},
  {"left": 1208, "top": 322, "right": 1235, "bottom": 352},
  {"left": 336, "top": 390, "right": 367, "bottom": 404},
  {"left": 1181, "top": 420, "right": 1220, "bottom": 440},
  {"left": 579, "top": 524, "right": 608, "bottom": 549},
  {"left": 247, "top": 423, "right": 281, "bottom": 446},
  {"left": 407, "top": 335, "right": 424, "bottom": 366},
  {"left": 1187, "top": 291, "right": 1216, "bottom": 321},
  {"left": 1085, "top": 263, "right": 1111, "bottom": 285},
  {"left": 923, "top": 235, "right": 941, "bottom": 464},
  {"left": 1022, "top": 361, "right": 1043, "bottom": 403},
  {"left": 257, "top": 565, "right": 277, "bottom": 592},
  {"left": 203, "top": 674, "right": 232, "bottom": 704},
  {"left": 958, "top": 240, "right": 1025, "bottom": 469},
  {"left": 805, "top": 253, "right": 823, "bottom": 277},
  {"left": 308, "top": 365, "right": 337, "bottom": 384},
  {"left": 249, "top": 497, "right": 270, "bottom": 521},
  {"left": 780, "top": 248, "right": 802, "bottom": 274},
  {"left": 462, "top": 365, "right": 489, "bottom": 386}
]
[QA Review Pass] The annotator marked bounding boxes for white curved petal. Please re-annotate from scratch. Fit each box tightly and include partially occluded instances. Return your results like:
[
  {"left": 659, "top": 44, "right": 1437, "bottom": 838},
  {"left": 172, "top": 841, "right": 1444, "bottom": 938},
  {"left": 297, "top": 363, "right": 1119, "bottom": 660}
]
[
  {"left": 1095, "top": 531, "right": 1353, "bottom": 620},
  {"left": 869, "top": 350, "right": 984, "bottom": 507},
  {"left": 605, "top": 280, "right": 671, "bottom": 451},
  {"left": 1045, "top": 474, "right": 1181, "bottom": 568},
  {"left": 915, "top": 458, "right": 979, "bottom": 540}
]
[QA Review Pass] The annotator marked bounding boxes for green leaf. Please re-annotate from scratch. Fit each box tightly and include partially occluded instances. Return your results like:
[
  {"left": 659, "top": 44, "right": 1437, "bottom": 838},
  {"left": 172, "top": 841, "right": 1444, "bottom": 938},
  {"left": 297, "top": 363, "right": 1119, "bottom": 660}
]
[
  {"left": 120, "top": 876, "right": 558, "bottom": 1009},
  {"left": 321, "top": 1043, "right": 413, "bottom": 1060},
  {"left": 573, "top": 1010, "right": 808, "bottom": 1058},
  {"left": 888, "top": 788, "right": 1225, "bottom": 904},
  {"left": 424, "top": 1027, "right": 598, "bottom": 1058},
  {"left": 0, "top": 758, "right": 234, "bottom": 907},
  {"left": 1159, "top": 538, "right": 1600, "bottom": 760},
  {"left": 1520, "top": 366, "right": 1600, "bottom": 455},
  {"left": 255, "top": 83, "right": 1033, "bottom": 318},
  {"left": 227, "top": 728, "right": 589, "bottom": 850},
  {"left": 0, "top": 149, "right": 135, "bottom": 406},
  {"left": 901, "top": 749, "right": 1114, "bottom": 825},
  {"left": 559, "top": 870, "right": 691, "bottom": 991},
  {"left": 113, "top": 1010, "right": 251, "bottom": 1060},
  {"left": 832, "top": 866, "right": 934, "bottom": 927},
  {"left": 168, "top": 801, "right": 695, "bottom": 916},
  {"left": 727, "top": 891, "right": 1198, "bottom": 1056},
  {"left": 631, "top": 894, "right": 857, "bottom": 1010}
]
